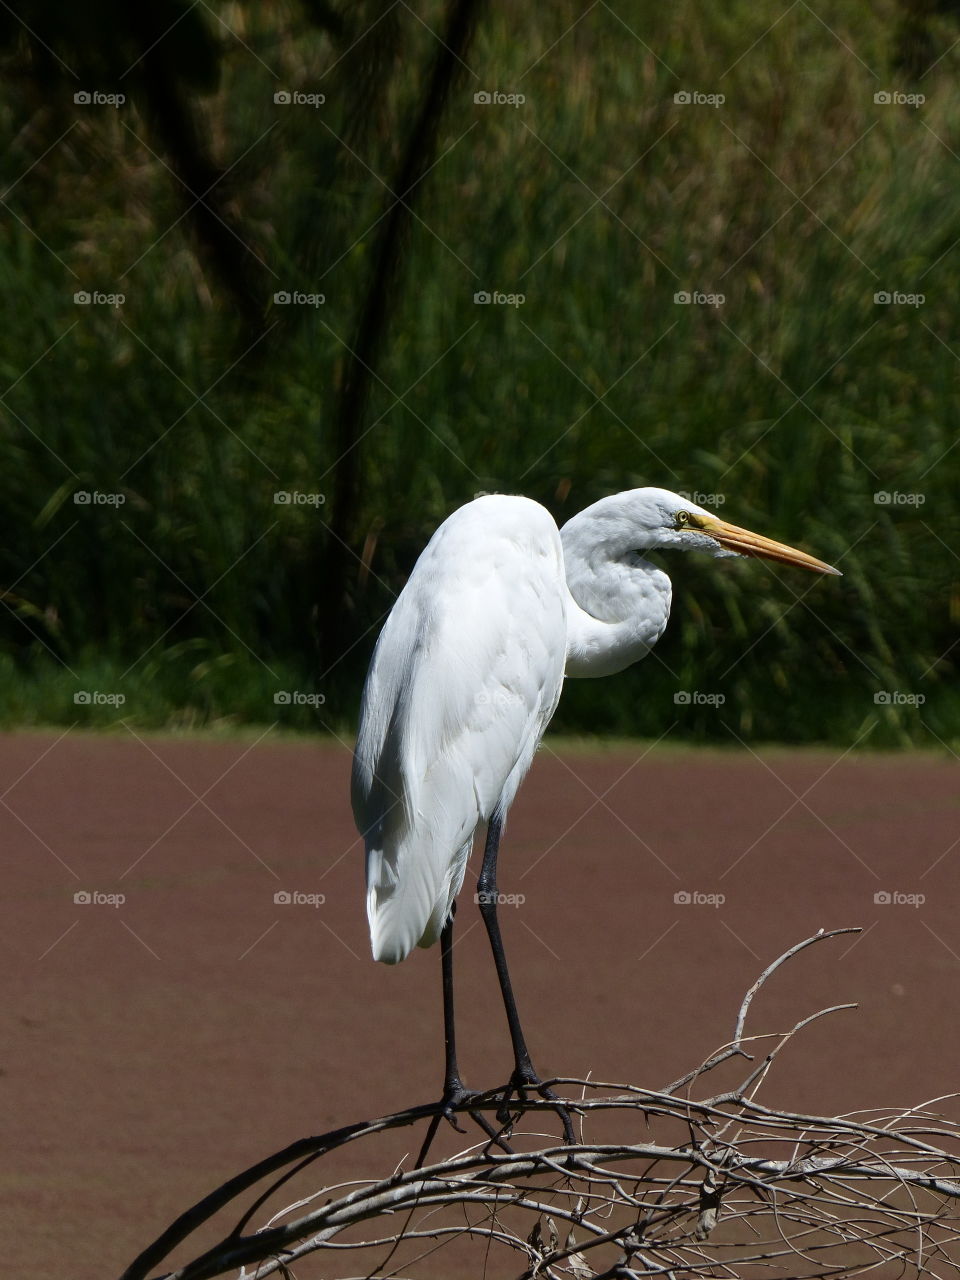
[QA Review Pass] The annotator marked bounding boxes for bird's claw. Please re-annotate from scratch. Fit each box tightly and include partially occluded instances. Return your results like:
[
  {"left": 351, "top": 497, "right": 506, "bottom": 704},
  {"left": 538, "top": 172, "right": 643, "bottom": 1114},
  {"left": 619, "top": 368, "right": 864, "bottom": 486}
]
[
  {"left": 440, "top": 1083, "right": 482, "bottom": 1133},
  {"left": 494, "top": 1070, "right": 575, "bottom": 1143}
]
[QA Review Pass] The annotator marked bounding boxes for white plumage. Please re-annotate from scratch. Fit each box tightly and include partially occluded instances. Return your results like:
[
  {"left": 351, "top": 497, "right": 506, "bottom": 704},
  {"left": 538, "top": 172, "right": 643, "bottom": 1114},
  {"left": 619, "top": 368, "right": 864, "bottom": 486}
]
[
  {"left": 352, "top": 488, "right": 839, "bottom": 970},
  {"left": 352, "top": 495, "right": 566, "bottom": 963}
]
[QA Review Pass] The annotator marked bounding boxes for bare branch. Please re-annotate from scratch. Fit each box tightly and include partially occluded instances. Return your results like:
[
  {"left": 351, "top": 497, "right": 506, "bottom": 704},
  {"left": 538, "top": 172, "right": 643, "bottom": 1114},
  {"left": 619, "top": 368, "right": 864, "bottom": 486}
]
[{"left": 118, "top": 930, "right": 960, "bottom": 1280}]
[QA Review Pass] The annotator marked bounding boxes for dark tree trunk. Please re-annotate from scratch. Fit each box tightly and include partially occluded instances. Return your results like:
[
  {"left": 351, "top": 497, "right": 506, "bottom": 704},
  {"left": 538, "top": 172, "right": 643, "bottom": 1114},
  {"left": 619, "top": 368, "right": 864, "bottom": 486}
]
[{"left": 318, "top": 0, "right": 485, "bottom": 674}]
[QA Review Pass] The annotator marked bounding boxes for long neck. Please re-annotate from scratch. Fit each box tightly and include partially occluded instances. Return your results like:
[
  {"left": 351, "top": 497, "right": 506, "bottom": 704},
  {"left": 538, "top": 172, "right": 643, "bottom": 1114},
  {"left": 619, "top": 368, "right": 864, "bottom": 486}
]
[{"left": 561, "top": 520, "right": 673, "bottom": 679}]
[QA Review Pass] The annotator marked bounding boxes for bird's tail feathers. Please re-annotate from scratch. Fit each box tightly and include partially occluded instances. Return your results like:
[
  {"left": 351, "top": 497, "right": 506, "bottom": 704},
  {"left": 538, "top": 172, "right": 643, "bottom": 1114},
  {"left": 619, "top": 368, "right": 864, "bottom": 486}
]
[{"left": 366, "top": 829, "right": 472, "bottom": 964}]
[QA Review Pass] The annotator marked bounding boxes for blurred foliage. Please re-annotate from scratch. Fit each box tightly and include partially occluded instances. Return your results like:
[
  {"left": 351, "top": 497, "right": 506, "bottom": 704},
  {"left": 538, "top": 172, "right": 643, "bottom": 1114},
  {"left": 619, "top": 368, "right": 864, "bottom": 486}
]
[{"left": 0, "top": 0, "right": 957, "bottom": 746}]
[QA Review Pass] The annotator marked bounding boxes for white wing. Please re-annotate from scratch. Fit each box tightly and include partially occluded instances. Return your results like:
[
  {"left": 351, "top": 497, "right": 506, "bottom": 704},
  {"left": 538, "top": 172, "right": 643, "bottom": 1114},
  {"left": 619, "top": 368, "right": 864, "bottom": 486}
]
[{"left": 352, "top": 495, "right": 567, "bottom": 964}]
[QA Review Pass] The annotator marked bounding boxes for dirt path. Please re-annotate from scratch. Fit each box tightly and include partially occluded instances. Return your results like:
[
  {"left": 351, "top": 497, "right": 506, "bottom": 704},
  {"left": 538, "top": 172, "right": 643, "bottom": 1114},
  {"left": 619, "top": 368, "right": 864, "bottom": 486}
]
[{"left": 3, "top": 731, "right": 957, "bottom": 1277}]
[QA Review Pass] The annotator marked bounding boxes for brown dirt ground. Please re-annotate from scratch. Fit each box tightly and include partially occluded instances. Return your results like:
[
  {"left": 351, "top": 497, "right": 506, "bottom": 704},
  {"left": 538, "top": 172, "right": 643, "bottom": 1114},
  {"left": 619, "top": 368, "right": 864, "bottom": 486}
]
[{"left": 4, "top": 731, "right": 959, "bottom": 1278}]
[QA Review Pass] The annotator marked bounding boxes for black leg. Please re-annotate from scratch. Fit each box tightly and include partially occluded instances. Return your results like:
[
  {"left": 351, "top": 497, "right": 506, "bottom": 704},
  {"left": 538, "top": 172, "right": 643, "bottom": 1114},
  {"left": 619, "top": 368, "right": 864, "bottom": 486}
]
[
  {"left": 477, "top": 813, "right": 536, "bottom": 1081},
  {"left": 415, "top": 903, "right": 513, "bottom": 1169},
  {"left": 440, "top": 906, "right": 466, "bottom": 1098},
  {"left": 477, "top": 812, "right": 574, "bottom": 1142}
]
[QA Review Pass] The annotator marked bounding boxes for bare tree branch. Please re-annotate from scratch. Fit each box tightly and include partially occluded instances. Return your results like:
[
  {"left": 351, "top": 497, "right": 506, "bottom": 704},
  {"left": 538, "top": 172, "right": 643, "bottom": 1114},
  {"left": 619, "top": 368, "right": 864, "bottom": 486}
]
[{"left": 118, "top": 929, "right": 960, "bottom": 1280}]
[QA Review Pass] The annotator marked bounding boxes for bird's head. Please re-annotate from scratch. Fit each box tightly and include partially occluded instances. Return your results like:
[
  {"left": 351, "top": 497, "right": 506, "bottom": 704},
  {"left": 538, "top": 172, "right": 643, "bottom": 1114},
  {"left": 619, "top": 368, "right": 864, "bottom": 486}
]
[{"left": 563, "top": 487, "right": 841, "bottom": 576}]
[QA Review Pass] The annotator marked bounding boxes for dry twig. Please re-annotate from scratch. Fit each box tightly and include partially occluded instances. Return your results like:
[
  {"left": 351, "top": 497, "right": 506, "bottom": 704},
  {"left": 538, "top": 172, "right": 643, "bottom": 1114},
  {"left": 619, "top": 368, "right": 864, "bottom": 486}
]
[{"left": 119, "top": 929, "right": 960, "bottom": 1280}]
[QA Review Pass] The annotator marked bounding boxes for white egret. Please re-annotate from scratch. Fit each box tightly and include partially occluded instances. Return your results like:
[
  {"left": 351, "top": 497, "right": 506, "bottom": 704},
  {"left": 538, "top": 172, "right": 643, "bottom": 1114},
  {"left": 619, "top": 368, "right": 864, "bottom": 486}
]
[{"left": 352, "top": 488, "right": 839, "bottom": 1122}]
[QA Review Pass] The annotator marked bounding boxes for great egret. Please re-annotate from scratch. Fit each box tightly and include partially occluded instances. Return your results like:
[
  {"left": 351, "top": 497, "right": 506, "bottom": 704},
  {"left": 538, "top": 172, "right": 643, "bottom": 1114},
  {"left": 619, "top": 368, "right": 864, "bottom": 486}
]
[{"left": 352, "top": 488, "right": 839, "bottom": 1121}]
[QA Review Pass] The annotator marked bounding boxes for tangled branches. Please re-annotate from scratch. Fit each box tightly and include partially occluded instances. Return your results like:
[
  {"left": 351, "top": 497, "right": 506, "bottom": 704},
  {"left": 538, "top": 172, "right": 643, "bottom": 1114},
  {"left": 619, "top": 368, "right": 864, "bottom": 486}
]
[{"left": 120, "top": 930, "right": 960, "bottom": 1280}]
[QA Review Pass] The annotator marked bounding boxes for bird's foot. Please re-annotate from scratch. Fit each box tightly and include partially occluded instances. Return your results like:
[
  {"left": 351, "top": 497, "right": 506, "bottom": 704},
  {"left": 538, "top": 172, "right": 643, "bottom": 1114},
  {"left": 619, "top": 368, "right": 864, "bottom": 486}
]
[
  {"left": 439, "top": 1080, "right": 483, "bottom": 1134},
  {"left": 497, "top": 1066, "right": 575, "bottom": 1144},
  {"left": 416, "top": 1079, "right": 512, "bottom": 1169}
]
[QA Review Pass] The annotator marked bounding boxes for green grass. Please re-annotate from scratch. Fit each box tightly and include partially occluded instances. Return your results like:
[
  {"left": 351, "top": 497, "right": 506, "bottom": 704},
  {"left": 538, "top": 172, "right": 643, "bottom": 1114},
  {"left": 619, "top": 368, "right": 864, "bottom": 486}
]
[{"left": 0, "top": 0, "right": 957, "bottom": 749}]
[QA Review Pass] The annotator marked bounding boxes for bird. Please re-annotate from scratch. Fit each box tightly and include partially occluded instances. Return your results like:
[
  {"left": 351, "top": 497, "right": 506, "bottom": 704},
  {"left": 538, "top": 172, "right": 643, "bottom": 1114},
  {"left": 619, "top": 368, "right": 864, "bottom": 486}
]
[{"left": 351, "top": 487, "right": 840, "bottom": 1127}]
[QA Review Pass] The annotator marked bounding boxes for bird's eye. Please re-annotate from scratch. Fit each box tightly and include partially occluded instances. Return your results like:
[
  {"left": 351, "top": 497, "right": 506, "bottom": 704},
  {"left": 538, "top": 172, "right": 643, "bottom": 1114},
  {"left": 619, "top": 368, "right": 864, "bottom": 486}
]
[{"left": 676, "top": 511, "right": 691, "bottom": 528}]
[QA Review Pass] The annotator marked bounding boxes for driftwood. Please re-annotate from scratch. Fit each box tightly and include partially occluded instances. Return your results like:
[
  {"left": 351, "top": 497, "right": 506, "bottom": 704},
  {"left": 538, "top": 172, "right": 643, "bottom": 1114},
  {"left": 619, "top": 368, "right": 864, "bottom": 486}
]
[{"left": 119, "top": 929, "right": 960, "bottom": 1279}]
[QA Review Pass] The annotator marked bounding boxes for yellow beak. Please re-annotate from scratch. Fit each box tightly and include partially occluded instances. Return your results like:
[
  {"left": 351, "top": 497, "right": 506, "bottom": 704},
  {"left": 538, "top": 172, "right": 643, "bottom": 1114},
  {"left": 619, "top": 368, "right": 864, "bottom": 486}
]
[{"left": 697, "top": 515, "right": 841, "bottom": 576}]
